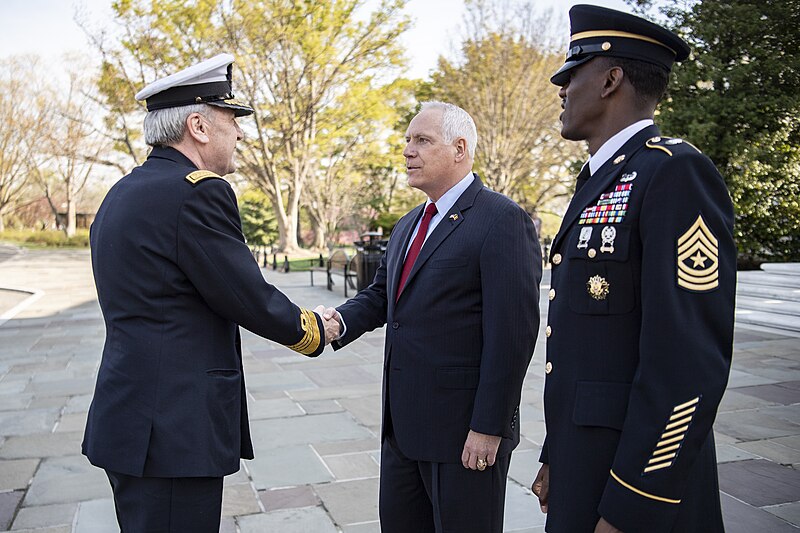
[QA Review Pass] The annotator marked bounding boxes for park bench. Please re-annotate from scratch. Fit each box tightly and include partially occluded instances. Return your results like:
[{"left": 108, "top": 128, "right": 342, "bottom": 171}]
[{"left": 310, "top": 249, "right": 358, "bottom": 297}]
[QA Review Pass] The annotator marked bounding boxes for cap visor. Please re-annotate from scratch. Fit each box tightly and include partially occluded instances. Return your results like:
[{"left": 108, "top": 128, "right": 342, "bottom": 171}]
[
  {"left": 550, "top": 55, "right": 594, "bottom": 86},
  {"left": 208, "top": 99, "right": 254, "bottom": 117}
]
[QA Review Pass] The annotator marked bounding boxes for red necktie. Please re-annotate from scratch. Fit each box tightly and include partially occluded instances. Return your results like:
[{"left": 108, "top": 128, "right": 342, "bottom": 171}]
[{"left": 396, "top": 202, "right": 437, "bottom": 300}]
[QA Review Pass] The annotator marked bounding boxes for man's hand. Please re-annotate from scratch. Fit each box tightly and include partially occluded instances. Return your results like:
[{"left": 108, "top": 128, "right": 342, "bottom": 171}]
[
  {"left": 594, "top": 517, "right": 623, "bottom": 533},
  {"left": 461, "top": 430, "right": 502, "bottom": 470},
  {"left": 314, "top": 305, "right": 342, "bottom": 345},
  {"left": 531, "top": 464, "right": 549, "bottom": 513}
]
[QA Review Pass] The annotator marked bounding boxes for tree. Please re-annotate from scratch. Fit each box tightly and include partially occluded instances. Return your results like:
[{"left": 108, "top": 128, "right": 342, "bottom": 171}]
[
  {"left": 239, "top": 188, "right": 279, "bottom": 247},
  {"left": 627, "top": 0, "right": 800, "bottom": 263},
  {"left": 37, "top": 57, "right": 109, "bottom": 237},
  {"left": 429, "top": 0, "right": 584, "bottom": 216},
  {"left": 0, "top": 57, "right": 51, "bottom": 232},
  {"left": 89, "top": 0, "right": 411, "bottom": 252}
]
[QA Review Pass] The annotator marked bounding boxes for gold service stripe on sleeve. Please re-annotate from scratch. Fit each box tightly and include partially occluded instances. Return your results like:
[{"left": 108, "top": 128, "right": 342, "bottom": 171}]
[
  {"left": 610, "top": 470, "right": 681, "bottom": 504},
  {"left": 286, "top": 309, "right": 321, "bottom": 356}
]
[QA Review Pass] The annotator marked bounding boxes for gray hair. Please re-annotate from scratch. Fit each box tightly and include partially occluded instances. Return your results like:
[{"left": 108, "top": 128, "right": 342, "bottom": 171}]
[
  {"left": 143, "top": 103, "right": 211, "bottom": 146},
  {"left": 420, "top": 101, "right": 478, "bottom": 158}
]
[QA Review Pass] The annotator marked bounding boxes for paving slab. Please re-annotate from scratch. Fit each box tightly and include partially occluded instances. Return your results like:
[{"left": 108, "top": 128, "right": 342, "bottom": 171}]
[
  {"left": 250, "top": 412, "right": 373, "bottom": 450},
  {"left": 260, "top": 485, "right": 320, "bottom": 511},
  {"left": 10, "top": 502, "right": 77, "bottom": 530},
  {"left": 23, "top": 455, "right": 111, "bottom": 506},
  {"left": 322, "top": 452, "right": 379, "bottom": 480},
  {"left": 73, "top": 499, "right": 118, "bottom": 533},
  {"left": 0, "top": 458, "right": 39, "bottom": 491},
  {"left": 765, "top": 501, "right": 800, "bottom": 527},
  {"left": 736, "top": 438, "right": 800, "bottom": 466},
  {"left": 0, "top": 432, "right": 83, "bottom": 459},
  {"left": 314, "top": 477, "right": 380, "bottom": 526},
  {"left": 238, "top": 506, "right": 338, "bottom": 533},
  {"left": 247, "top": 397, "right": 304, "bottom": 420},
  {"left": 299, "top": 399, "right": 345, "bottom": 415},
  {"left": 247, "top": 445, "right": 333, "bottom": 490},
  {"left": 0, "top": 490, "right": 24, "bottom": 530},
  {"left": 718, "top": 459, "right": 800, "bottom": 507},
  {"left": 221, "top": 483, "right": 261, "bottom": 517},
  {"left": 0, "top": 409, "right": 59, "bottom": 437},
  {"left": 721, "top": 492, "right": 800, "bottom": 532},
  {"left": 714, "top": 409, "right": 800, "bottom": 441}
]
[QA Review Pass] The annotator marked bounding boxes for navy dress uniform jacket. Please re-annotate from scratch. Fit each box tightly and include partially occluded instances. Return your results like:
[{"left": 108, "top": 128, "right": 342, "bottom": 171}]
[
  {"left": 83, "top": 146, "right": 324, "bottom": 478},
  {"left": 334, "top": 176, "right": 541, "bottom": 463},
  {"left": 541, "top": 125, "right": 735, "bottom": 532}
]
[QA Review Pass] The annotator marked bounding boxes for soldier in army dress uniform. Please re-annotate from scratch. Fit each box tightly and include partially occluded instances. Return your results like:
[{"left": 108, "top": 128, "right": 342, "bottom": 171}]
[
  {"left": 531, "top": 6, "right": 736, "bottom": 533},
  {"left": 83, "top": 54, "right": 339, "bottom": 532}
]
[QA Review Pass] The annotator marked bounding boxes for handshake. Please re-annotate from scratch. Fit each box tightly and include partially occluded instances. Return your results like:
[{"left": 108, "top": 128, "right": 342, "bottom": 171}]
[{"left": 314, "top": 305, "right": 343, "bottom": 346}]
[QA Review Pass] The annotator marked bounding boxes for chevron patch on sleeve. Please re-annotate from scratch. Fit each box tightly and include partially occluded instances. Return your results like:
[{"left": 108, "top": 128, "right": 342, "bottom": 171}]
[{"left": 677, "top": 215, "right": 719, "bottom": 292}]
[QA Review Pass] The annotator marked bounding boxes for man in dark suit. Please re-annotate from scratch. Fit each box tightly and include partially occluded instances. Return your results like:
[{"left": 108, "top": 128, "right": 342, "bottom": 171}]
[
  {"left": 83, "top": 53, "right": 339, "bottom": 532},
  {"left": 322, "top": 101, "right": 541, "bottom": 532},
  {"left": 531, "top": 6, "right": 736, "bottom": 533}
]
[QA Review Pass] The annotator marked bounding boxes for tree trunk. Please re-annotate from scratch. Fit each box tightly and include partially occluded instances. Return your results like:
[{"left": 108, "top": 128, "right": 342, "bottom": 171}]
[{"left": 66, "top": 197, "right": 77, "bottom": 237}]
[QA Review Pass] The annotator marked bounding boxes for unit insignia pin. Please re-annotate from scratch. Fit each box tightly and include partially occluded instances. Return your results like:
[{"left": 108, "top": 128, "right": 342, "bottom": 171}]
[
  {"left": 600, "top": 226, "right": 617, "bottom": 253},
  {"left": 620, "top": 171, "right": 637, "bottom": 183},
  {"left": 587, "top": 275, "right": 610, "bottom": 300},
  {"left": 450, "top": 214, "right": 459, "bottom": 221},
  {"left": 577, "top": 226, "right": 592, "bottom": 249},
  {"left": 665, "top": 138, "right": 684, "bottom": 145}
]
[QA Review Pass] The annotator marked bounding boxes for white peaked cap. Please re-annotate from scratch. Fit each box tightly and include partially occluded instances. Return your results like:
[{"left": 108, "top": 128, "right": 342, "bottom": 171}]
[{"left": 135, "top": 53, "right": 253, "bottom": 117}]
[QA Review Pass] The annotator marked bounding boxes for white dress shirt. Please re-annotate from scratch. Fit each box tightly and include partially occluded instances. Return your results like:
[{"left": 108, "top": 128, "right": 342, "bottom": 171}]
[
  {"left": 404, "top": 171, "right": 475, "bottom": 258},
  {"left": 588, "top": 119, "right": 654, "bottom": 176}
]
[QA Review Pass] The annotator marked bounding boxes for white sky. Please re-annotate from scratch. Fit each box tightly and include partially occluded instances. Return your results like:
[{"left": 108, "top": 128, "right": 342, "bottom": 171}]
[{"left": 1, "top": 0, "right": 630, "bottom": 80}]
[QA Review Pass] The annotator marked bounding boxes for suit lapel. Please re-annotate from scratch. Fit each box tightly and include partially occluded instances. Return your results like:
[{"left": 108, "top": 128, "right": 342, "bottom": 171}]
[
  {"left": 399, "top": 174, "right": 483, "bottom": 296},
  {"left": 388, "top": 204, "right": 423, "bottom": 303},
  {"left": 552, "top": 125, "right": 659, "bottom": 254}
]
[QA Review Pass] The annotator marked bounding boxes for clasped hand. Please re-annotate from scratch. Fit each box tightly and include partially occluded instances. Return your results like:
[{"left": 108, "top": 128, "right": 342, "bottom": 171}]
[{"left": 314, "top": 305, "right": 342, "bottom": 345}]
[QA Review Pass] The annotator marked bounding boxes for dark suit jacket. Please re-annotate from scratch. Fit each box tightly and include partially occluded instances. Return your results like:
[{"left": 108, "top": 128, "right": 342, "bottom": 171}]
[
  {"left": 335, "top": 175, "right": 541, "bottom": 463},
  {"left": 83, "top": 146, "right": 325, "bottom": 478},
  {"left": 541, "top": 125, "right": 735, "bottom": 532}
]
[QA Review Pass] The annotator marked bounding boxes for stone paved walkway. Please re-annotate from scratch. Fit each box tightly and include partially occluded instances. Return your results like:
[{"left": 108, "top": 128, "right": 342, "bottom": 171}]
[{"left": 0, "top": 248, "right": 798, "bottom": 532}]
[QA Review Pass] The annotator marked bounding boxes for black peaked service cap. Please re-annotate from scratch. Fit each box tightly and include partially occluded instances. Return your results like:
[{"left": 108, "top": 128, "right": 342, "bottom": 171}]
[{"left": 551, "top": 4, "right": 691, "bottom": 86}]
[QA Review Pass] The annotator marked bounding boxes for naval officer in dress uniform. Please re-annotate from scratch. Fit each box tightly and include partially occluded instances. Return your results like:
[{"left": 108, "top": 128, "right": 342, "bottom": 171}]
[
  {"left": 531, "top": 6, "right": 736, "bottom": 533},
  {"left": 83, "top": 53, "right": 339, "bottom": 532}
]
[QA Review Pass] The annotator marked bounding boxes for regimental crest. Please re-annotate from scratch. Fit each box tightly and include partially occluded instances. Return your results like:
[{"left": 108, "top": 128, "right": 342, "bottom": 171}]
[
  {"left": 587, "top": 275, "right": 610, "bottom": 300},
  {"left": 677, "top": 215, "right": 719, "bottom": 292}
]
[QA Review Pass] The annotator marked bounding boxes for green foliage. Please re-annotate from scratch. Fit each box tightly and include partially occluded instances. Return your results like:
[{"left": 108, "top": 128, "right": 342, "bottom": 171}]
[
  {"left": 0, "top": 229, "right": 90, "bottom": 248},
  {"left": 636, "top": 0, "right": 800, "bottom": 263},
  {"left": 238, "top": 189, "right": 278, "bottom": 247},
  {"left": 98, "top": 0, "right": 412, "bottom": 251}
]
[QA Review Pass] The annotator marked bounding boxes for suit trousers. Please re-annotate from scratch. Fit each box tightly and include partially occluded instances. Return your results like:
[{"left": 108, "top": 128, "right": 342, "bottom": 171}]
[
  {"left": 105, "top": 470, "right": 223, "bottom": 532},
  {"left": 379, "top": 433, "right": 510, "bottom": 533}
]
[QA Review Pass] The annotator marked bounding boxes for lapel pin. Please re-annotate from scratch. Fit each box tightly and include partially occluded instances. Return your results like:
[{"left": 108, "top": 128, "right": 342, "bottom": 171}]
[
  {"left": 613, "top": 154, "right": 626, "bottom": 165},
  {"left": 450, "top": 214, "right": 459, "bottom": 221}
]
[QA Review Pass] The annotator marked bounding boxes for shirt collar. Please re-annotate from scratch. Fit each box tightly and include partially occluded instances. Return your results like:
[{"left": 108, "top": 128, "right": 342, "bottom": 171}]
[
  {"left": 426, "top": 172, "right": 475, "bottom": 215},
  {"left": 588, "top": 119, "right": 654, "bottom": 175}
]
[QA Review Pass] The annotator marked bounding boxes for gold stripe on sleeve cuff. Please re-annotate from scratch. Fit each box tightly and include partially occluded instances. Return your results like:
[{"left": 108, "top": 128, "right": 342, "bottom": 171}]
[
  {"left": 286, "top": 308, "right": 321, "bottom": 356},
  {"left": 610, "top": 470, "right": 681, "bottom": 504}
]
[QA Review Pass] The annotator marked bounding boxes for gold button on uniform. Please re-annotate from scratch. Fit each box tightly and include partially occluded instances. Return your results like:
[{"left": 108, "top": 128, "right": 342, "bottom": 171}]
[
  {"left": 552, "top": 253, "right": 562, "bottom": 265},
  {"left": 546, "top": 325, "right": 552, "bottom": 337},
  {"left": 548, "top": 288, "right": 556, "bottom": 301},
  {"left": 545, "top": 361, "right": 553, "bottom": 374},
  {"left": 588, "top": 248, "right": 597, "bottom": 258}
]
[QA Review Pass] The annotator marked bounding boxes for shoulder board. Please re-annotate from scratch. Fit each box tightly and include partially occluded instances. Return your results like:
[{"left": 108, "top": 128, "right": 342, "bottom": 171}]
[
  {"left": 645, "top": 136, "right": 702, "bottom": 157},
  {"left": 185, "top": 170, "right": 221, "bottom": 186}
]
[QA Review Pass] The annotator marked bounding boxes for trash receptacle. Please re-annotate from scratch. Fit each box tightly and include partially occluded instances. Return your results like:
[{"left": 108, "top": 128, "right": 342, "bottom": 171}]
[{"left": 354, "top": 232, "right": 388, "bottom": 291}]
